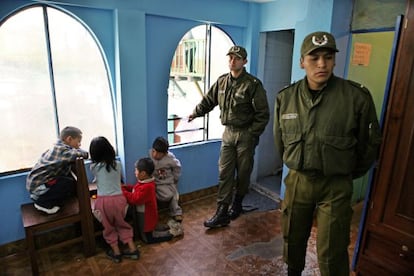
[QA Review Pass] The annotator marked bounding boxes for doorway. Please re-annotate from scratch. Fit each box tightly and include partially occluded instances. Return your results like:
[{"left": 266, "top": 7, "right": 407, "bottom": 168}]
[{"left": 252, "top": 30, "right": 294, "bottom": 201}]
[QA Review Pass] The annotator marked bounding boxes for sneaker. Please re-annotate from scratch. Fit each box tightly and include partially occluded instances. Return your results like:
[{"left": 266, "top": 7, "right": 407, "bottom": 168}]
[
  {"left": 34, "top": 203, "right": 60, "bottom": 215},
  {"left": 173, "top": 215, "right": 183, "bottom": 222},
  {"left": 122, "top": 249, "right": 140, "bottom": 260},
  {"left": 169, "top": 226, "right": 184, "bottom": 237},
  {"left": 167, "top": 219, "right": 184, "bottom": 237},
  {"left": 106, "top": 250, "right": 122, "bottom": 263}
]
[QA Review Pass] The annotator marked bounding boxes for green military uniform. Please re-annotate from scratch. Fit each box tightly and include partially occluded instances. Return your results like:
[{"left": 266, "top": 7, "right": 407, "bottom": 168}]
[
  {"left": 191, "top": 68, "right": 269, "bottom": 205},
  {"left": 273, "top": 75, "right": 381, "bottom": 275}
]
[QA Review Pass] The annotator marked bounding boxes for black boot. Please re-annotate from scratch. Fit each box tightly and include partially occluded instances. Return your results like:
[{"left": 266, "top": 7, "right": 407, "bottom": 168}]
[
  {"left": 204, "top": 204, "right": 230, "bottom": 228},
  {"left": 228, "top": 194, "right": 244, "bottom": 220}
]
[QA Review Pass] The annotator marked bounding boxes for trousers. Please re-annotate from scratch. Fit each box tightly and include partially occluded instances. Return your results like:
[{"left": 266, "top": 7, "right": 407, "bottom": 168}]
[
  {"left": 34, "top": 175, "right": 75, "bottom": 208},
  {"left": 216, "top": 126, "right": 257, "bottom": 205},
  {"left": 156, "top": 183, "right": 182, "bottom": 216},
  {"left": 94, "top": 194, "right": 133, "bottom": 246},
  {"left": 281, "top": 170, "right": 353, "bottom": 276}
]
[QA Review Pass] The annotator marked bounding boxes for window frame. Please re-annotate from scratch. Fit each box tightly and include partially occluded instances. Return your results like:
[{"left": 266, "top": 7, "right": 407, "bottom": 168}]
[
  {"left": 0, "top": 4, "right": 117, "bottom": 175},
  {"left": 167, "top": 24, "right": 234, "bottom": 146}
]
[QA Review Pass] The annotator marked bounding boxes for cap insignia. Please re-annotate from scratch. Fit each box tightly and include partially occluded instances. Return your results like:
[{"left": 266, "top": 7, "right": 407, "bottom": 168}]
[{"left": 312, "top": 35, "right": 328, "bottom": 46}]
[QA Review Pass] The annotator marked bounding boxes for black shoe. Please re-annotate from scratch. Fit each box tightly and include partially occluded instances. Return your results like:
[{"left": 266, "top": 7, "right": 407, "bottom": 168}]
[
  {"left": 204, "top": 204, "right": 230, "bottom": 228},
  {"left": 228, "top": 206, "right": 242, "bottom": 220},
  {"left": 228, "top": 194, "right": 244, "bottom": 220},
  {"left": 122, "top": 249, "right": 140, "bottom": 260},
  {"left": 106, "top": 250, "right": 122, "bottom": 263}
]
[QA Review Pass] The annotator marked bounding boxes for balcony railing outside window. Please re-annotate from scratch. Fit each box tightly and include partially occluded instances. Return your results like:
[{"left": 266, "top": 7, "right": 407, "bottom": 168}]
[
  {"left": 171, "top": 39, "right": 205, "bottom": 79},
  {"left": 167, "top": 25, "right": 233, "bottom": 145}
]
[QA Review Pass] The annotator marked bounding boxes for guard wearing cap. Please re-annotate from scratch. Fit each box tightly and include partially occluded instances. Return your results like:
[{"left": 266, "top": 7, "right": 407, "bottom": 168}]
[
  {"left": 188, "top": 45, "right": 269, "bottom": 228},
  {"left": 273, "top": 31, "right": 382, "bottom": 276}
]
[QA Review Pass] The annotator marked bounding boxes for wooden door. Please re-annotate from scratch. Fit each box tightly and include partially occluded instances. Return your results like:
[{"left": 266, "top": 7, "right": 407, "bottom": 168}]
[{"left": 355, "top": 1, "right": 414, "bottom": 275}]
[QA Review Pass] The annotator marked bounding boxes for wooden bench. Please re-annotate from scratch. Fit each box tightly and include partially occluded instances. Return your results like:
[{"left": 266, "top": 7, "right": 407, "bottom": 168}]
[{"left": 20, "top": 157, "right": 95, "bottom": 275}]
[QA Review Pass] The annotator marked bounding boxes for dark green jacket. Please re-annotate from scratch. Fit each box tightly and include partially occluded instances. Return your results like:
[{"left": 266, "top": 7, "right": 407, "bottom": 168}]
[
  {"left": 192, "top": 68, "right": 269, "bottom": 137},
  {"left": 274, "top": 75, "right": 382, "bottom": 179}
]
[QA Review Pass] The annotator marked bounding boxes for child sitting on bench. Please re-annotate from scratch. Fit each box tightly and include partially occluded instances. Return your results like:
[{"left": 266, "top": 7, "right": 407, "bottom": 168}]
[{"left": 26, "top": 126, "right": 88, "bottom": 215}]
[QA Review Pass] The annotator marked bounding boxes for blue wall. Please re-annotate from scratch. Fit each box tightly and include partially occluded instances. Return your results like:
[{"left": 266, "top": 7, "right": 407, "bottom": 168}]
[{"left": 0, "top": 0, "right": 347, "bottom": 245}]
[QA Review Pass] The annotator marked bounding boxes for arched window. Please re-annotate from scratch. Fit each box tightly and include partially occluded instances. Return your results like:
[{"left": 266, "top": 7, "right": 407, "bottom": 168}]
[
  {"left": 167, "top": 25, "right": 234, "bottom": 145},
  {"left": 0, "top": 5, "right": 116, "bottom": 174}
]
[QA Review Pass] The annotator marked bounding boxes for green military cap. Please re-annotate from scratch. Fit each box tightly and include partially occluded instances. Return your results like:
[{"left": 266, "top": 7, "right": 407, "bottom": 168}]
[
  {"left": 300, "top": 31, "right": 339, "bottom": 56},
  {"left": 227, "top": 45, "right": 247, "bottom": 59}
]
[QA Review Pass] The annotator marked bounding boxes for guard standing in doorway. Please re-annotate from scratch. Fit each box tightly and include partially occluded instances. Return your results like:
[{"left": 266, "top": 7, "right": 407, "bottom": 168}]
[{"left": 273, "top": 31, "right": 382, "bottom": 275}]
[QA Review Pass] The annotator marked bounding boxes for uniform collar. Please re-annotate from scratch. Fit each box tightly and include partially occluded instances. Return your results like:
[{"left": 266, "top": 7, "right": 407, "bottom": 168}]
[
  {"left": 229, "top": 67, "right": 246, "bottom": 81},
  {"left": 301, "top": 75, "right": 336, "bottom": 103},
  {"left": 303, "top": 74, "right": 336, "bottom": 92}
]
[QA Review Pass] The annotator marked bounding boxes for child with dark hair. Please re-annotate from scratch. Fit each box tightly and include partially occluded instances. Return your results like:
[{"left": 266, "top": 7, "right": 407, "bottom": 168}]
[
  {"left": 26, "top": 126, "right": 89, "bottom": 214},
  {"left": 89, "top": 136, "right": 139, "bottom": 263},
  {"left": 150, "top": 136, "right": 183, "bottom": 222},
  {"left": 122, "top": 157, "right": 174, "bottom": 244}
]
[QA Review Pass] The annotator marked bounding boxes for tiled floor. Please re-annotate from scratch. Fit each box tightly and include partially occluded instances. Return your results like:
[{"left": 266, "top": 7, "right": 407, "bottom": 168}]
[{"left": 1, "top": 188, "right": 362, "bottom": 276}]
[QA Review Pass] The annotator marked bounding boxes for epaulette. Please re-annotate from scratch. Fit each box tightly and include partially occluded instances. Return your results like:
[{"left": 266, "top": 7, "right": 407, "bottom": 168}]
[
  {"left": 251, "top": 77, "right": 263, "bottom": 85},
  {"left": 347, "top": 79, "right": 371, "bottom": 95},
  {"left": 278, "top": 81, "right": 297, "bottom": 93},
  {"left": 244, "top": 72, "right": 260, "bottom": 84}
]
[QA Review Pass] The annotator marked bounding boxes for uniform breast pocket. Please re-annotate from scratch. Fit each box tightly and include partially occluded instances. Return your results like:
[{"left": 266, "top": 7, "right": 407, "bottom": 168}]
[
  {"left": 321, "top": 136, "right": 357, "bottom": 175},
  {"left": 280, "top": 112, "right": 300, "bottom": 134},
  {"left": 282, "top": 133, "right": 303, "bottom": 170},
  {"left": 230, "top": 91, "right": 253, "bottom": 120}
]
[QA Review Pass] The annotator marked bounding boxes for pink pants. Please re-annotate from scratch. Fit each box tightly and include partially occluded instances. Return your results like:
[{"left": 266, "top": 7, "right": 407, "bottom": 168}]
[{"left": 93, "top": 194, "right": 133, "bottom": 246}]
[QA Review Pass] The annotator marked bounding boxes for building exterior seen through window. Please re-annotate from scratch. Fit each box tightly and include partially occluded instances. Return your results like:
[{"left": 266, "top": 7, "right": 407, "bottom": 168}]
[
  {"left": 0, "top": 5, "right": 116, "bottom": 174},
  {"left": 168, "top": 25, "right": 234, "bottom": 145}
]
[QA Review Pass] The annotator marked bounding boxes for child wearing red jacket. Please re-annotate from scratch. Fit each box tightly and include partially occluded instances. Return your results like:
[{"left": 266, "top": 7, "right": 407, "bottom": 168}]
[{"left": 122, "top": 157, "right": 173, "bottom": 244}]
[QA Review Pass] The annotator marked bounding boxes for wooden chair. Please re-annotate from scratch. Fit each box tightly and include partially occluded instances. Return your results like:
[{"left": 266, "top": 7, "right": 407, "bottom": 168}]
[{"left": 20, "top": 157, "right": 95, "bottom": 275}]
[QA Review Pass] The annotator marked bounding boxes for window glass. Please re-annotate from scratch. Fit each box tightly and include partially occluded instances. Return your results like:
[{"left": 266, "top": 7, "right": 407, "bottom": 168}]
[
  {"left": 0, "top": 6, "right": 116, "bottom": 173},
  {"left": 208, "top": 26, "right": 234, "bottom": 140},
  {"left": 0, "top": 7, "right": 56, "bottom": 172},
  {"left": 47, "top": 7, "right": 115, "bottom": 151},
  {"left": 168, "top": 25, "right": 233, "bottom": 145}
]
